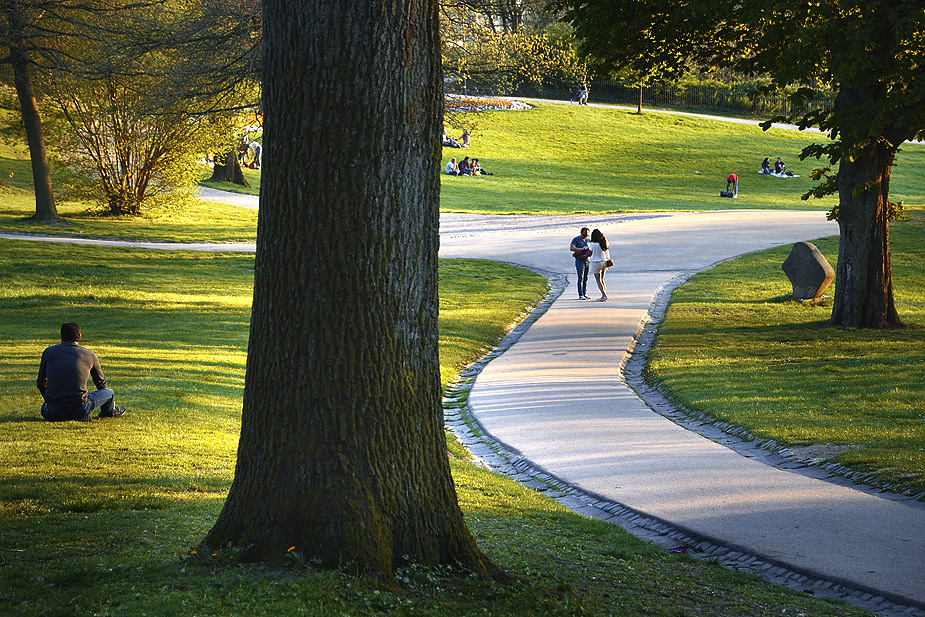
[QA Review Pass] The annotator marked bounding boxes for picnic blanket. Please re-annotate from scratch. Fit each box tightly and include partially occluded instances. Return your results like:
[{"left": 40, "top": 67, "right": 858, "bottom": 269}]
[{"left": 757, "top": 170, "right": 800, "bottom": 178}]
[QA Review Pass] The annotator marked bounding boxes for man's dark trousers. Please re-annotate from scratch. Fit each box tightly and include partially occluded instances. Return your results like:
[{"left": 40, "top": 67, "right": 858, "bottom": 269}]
[
  {"left": 41, "top": 388, "right": 115, "bottom": 421},
  {"left": 576, "top": 258, "right": 589, "bottom": 298}
]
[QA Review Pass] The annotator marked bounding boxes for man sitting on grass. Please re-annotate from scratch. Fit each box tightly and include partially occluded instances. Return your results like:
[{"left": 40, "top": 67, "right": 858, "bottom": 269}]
[{"left": 37, "top": 322, "right": 126, "bottom": 422}]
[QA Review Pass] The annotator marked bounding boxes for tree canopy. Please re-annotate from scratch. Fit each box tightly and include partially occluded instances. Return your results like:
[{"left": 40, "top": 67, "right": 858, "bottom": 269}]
[
  {"left": 1, "top": 0, "right": 260, "bottom": 218},
  {"left": 553, "top": 0, "right": 925, "bottom": 328}
]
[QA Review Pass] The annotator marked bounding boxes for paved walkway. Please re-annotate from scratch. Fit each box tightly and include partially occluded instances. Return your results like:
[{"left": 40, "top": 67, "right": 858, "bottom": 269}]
[
  {"left": 5, "top": 187, "right": 922, "bottom": 609},
  {"left": 440, "top": 209, "right": 924, "bottom": 610}
]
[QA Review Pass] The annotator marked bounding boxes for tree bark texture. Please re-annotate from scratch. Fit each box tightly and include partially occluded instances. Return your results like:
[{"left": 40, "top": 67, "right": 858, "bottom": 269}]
[
  {"left": 829, "top": 87, "right": 901, "bottom": 329},
  {"left": 7, "top": 8, "right": 58, "bottom": 221},
  {"left": 205, "top": 0, "right": 504, "bottom": 584}
]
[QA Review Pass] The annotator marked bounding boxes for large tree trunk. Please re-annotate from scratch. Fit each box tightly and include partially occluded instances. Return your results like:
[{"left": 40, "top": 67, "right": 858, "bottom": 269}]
[
  {"left": 7, "top": 13, "right": 58, "bottom": 221},
  {"left": 829, "top": 88, "right": 901, "bottom": 329},
  {"left": 204, "top": 0, "right": 505, "bottom": 586}
]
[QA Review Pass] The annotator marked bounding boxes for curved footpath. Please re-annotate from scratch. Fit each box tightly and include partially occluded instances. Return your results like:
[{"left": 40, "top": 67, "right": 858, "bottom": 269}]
[
  {"left": 441, "top": 209, "right": 924, "bottom": 613},
  {"left": 4, "top": 187, "right": 922, "bottom": 613}
]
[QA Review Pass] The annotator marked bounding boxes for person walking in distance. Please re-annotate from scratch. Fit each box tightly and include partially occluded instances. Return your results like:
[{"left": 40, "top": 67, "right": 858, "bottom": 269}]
[
  {"left": 570, "top": 227, "right": 592, "bottom": 300},
  {"left": 588, "top": 228, "right": 612, "bottom": 302},
  {"left": 37, "top": 322, "right": 126, "bottom": 422}
]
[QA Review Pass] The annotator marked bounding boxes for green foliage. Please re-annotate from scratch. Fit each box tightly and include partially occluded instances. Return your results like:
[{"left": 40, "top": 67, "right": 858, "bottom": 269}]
[
  {"left": 1, "top": 0, "right": 260, "bottom": 217},
  {"left": 441, "top": 5, "right": 585, "bottom": 96},
  {"left": 49, "top": 74, "right": 239, "bottom": 216}
]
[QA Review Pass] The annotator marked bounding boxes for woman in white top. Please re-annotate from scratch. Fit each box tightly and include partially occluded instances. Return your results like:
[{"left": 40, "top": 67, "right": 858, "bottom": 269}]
[{"left": 588, "top": 228, "right": 611, "bottom": 302}]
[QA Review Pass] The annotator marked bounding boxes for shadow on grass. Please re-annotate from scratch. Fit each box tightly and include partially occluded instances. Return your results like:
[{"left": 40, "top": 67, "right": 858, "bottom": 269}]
[{"left": 0, "top": 475, "right": 230, "bottom": 515}]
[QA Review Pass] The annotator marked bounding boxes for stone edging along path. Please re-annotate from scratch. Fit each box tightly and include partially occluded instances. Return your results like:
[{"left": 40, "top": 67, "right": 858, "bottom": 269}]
[
  {"left": 622, "top": 272, "right": 925, "bottom": 506},
  {"left": 442, "top": 264, "right": 924, "bottom": 617}
]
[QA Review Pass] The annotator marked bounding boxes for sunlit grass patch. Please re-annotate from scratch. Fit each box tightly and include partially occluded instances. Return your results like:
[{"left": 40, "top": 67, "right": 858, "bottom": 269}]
[
  {"left": 0, "top": 239, "right": 872, "bottom": 616},
  {"left": 649, "top": 207, "right": 925, "bottom": 495},
  {"left": 439, "top": 259, "right": 548, "bottom": 384},
  {"left": 0, "top": 182, "right": 257, "bottom": 243},
  {"left": 440, "top": 102, "right": 925, "bottom": 214}
]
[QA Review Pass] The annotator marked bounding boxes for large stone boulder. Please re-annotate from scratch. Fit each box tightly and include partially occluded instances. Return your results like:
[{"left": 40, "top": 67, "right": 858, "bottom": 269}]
[{"left": 782, "top": 242, "right": 835, "bottom": 301}]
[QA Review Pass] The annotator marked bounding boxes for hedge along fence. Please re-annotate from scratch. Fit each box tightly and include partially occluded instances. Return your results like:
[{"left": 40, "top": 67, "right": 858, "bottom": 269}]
[
  {"left": 510, "top": 79, "right": 835, "bottom": 117},
  {"left": 587, "top": 80, "right": 835, "bottom": 117}
]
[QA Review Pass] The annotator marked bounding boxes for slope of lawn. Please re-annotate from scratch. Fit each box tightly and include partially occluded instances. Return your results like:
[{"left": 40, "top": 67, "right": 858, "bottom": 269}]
[
  {"left": 196, "top": 101, "right": 925, "bottom": 215},
  {"left": 439, "top": 102, "right": 924, "bottom": 214},
  {"left": 647, "top": 204, "right": 925, "bottom": 497},
  {"left": 6, "top": 102, "right": 923, "bottom": 239},
  {"left": 0, "top": 240, "right": 872, "bottom": 617}
]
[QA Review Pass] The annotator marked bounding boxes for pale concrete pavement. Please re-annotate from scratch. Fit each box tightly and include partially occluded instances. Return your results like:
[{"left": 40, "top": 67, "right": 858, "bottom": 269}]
[{"left": 441, "top": 209, "right": 924, "bottom": 608}]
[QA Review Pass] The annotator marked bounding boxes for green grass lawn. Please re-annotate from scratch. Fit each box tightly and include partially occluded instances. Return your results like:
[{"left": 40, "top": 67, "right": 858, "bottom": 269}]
[
  {"left": 648, "top": 205, "right": 925, "bottom": 497},
  {"left": 1, "top": 100, "right": 921, "bottom": 615},
  {"left": 0, "top": 241, "right": 872, "bottom": 617},
  {"left": 197, "top": 102, "right": 925, "bottom": 215},
  {"left": 440, "top": 102, "right": 924, "bottom": 214},
  {"left": 5, "top": 103, "right": 923, "bottom": 239}
]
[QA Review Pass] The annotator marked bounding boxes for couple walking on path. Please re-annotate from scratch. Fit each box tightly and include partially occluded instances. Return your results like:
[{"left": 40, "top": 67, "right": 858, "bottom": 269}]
[{"left": 570, "top": 226, "right": 612, "bottom": 301}]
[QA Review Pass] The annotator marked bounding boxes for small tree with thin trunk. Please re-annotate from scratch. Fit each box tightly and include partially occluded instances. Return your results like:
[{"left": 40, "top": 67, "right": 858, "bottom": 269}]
[
  {"left": 1, "top": 2, "right": 59, "bottom": 221},
  {"left": 204, "top": 0, "right": 506, "bottom": 586}
]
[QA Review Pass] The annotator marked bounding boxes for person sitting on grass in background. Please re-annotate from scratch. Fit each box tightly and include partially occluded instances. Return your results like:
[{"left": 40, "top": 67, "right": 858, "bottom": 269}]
[
  {"left": 445, "top": 158, "right": 460, "bottom": 175},
  {"left": 761, "top": 157, "right": 772, "bottom": 174},
  {"left": 459, "top": 156, "right": 472, "bottom": 175},
  {"left": 472, "top": 158, "right": 494, "bottom": 176},
  {"left": 775, "top": 157, "right": 786, "bottom": 174},
  {"left": 37, "top": 322, "right": 126, "bottom": 422},
  {"left": 442, "top": 128, "right": 460, "bottom": 148},
  {"left": 460, "top": 128, "right": 471, "bottom": 147}
]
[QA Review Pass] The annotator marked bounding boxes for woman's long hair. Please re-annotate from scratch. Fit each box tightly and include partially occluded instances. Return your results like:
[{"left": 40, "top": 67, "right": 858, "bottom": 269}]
[{"left": 590, "top": 228, "right": 608, "bottom": 251}]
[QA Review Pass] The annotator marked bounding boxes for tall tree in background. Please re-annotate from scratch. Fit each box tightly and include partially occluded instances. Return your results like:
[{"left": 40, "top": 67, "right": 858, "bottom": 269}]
[
  {"left": 204, "top": 0, "right": 505, "bottom": 586},
  {"left": 1, "top": 0, "right": 259, "bottom": 220},
  {"left": 0, "top": 1, "right": 67, "bottom": 221},
  {"left": 44, "top": 0, "right": 258, "bottom": 215},
  {"left": 553, "top": 0, "right": 925, "bottom": 328}
]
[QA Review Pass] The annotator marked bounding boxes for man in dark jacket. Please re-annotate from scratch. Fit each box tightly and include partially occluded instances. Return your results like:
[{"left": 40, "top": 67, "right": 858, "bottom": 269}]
[{"left": 37, "top": 323, "right": 126, "bottom": 422}]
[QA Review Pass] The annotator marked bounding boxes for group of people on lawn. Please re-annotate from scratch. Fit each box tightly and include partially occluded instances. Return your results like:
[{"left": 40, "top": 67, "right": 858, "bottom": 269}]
[
  {"left": 445, "top": 156, "right": 492, "bottom": 176},
  {"left": 727, "top": 155, "right": 792, "bottom": 198},
  {"left": 442, "top": 127, "right": 470, "bottom": 148},
  {"left": 761, "top": 156, "right": 788, "bottom": 175},
  {"left": 442, "top": 126, "right": 495, "bottom": 176}
]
